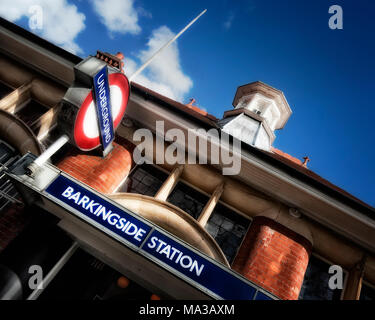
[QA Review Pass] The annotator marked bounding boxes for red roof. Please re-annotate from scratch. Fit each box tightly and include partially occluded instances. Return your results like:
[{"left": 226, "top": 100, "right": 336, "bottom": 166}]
[
  {"left": 271, "top": 147, "right": 303, "bottom": 166},
  {"left": 131, "top": 82, "right": 218, "bottom": 124},
  {"left": 185, "top": 103, "right": 218, "bottom": 120},
  {"left": 267, "top": 148, "right": 374, "bottom": 211},
  {"left": 131, "top": 81, "right": 374, "bottom": 213}
]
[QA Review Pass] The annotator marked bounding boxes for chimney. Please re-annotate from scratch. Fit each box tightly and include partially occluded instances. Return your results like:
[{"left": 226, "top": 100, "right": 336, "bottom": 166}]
[{"left": 95, "top": 50, "right": 124, "bottom": 72}]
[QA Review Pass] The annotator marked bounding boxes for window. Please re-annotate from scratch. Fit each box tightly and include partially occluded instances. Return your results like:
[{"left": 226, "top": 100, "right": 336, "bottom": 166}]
[
  {"left": 360, "top": 283, "right": 375, "bottom": 300},
  {"left": 0, "top": 140, "right": 20, "bottom": 211},
  {"left": 121, "top": 164, "right": 250, "bottom": 265},
  {"left": 167, "top": 182, "right": 209, "bottom": 219},
  {"left": 16, "top": 99, "right": 49, "bottom": 132},
  {"left": 119, "top": 164, "right": 168, "bottom": 197},
  {"left": 0, "top": 82, "right": 12, "bottom": 99},
  {"left": 299, "top": 255, "right": 346, "bottom": 300},
  {"left": 205, "top": 203, "right": 250, "bottom": 264}
]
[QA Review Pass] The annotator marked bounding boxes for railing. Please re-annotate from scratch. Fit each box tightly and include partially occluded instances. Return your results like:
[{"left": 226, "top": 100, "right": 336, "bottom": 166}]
[{"left": 0, "top": 142, "right": 21, "bottom": 212}]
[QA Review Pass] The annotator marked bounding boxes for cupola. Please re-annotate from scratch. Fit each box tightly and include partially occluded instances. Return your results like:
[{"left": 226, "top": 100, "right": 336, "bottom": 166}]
[{"left": 218, "top": 81, "right": 292, "bottom": 151}]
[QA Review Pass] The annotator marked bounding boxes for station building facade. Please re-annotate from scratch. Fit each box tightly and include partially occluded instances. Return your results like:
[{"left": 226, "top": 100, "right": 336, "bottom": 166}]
[{"left": 0, "top": 18, "right": 374, "bottom": 300}]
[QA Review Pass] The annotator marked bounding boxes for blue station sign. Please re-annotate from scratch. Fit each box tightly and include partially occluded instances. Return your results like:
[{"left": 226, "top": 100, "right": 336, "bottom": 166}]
[
  {"left": 143, "top": 229, "right": 258, "bottom": 300},
  {"left": 45, "top": 175, "right": 151, "bottom": 247},
  {"left": 44, "top": 173, "right": 276, "bottom": 300},
  {"left": 92, "top": 66, "right": 114, "bottom": 154}
]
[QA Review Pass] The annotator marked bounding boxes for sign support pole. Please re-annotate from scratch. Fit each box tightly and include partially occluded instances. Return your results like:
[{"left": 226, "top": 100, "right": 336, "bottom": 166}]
[
  {"left": 129, "top": 9, "right": 207, "bottom": 82},
  {"left": 26, "top": 9, "right": 207, "bottom": 172},
  {"left": 27, "top": 242, "right": 79, "bottom": 300},
  {"left": 26, "top": 134, "right": 70, "bottom": 177}
]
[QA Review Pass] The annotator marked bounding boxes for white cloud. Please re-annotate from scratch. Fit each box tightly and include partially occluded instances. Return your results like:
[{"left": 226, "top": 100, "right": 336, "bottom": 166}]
[
  {"left": 125, "top": 26, "right": 193, "bottom": 102},
  {"left": 137, "top": 6, "right": 152, "bottom": 19},
  {"left": 91, "top": 0, "right": 141, "bottom": 35},
  {"left": 223, "top": 13, "right": 234, "bottom": 30},
  {"left": 0, "top": 0, "right": 85, "bottom": 54}
]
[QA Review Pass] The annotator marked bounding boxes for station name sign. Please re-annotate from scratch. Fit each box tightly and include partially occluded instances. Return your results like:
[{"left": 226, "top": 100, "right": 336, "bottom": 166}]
[
  {"left": 45, "top": 174, "right": 275, "bottom": 300},
  {"left": 46, "top": 175, "right": 151, "bottom": 247}
]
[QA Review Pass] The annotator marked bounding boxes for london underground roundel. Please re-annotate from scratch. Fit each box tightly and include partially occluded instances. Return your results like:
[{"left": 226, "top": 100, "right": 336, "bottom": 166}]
[{"left": 74, "top": 73, "right": 130, "bottom": 151}]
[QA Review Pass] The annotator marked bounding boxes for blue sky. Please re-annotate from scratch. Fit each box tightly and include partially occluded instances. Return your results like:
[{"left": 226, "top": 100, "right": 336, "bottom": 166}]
[{"left": 1, "top": 0, "right": 374, "bottom": 206}]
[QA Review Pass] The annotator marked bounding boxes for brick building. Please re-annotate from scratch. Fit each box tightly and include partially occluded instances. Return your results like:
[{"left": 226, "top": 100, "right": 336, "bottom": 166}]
[{"left": 0, "top": 17, "right": 374, "bottom": 300}]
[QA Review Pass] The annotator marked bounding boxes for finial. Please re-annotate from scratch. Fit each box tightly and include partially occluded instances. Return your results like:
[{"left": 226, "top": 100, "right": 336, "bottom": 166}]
[
  {"left": 302, "top": 156, "right": 310, "bottom": 168},
  {"left": 187, "top": 98, "right": 196, "bottom": 106}
]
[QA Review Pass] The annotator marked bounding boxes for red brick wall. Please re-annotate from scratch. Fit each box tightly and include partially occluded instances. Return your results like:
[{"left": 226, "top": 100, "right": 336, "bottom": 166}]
[
  {"left": 57, "top": 139, "right": 134, "bottom": 194},
  {"left": 0, "top": 137, "right": 134, "bottom": 253},
  {"left": 232, "top": 216, "right": 312, "bottom": 300}
]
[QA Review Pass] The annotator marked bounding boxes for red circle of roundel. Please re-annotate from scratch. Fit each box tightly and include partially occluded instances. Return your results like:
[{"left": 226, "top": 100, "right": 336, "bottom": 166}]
[{"left": 74, "top": 72, "right": 130, "bottom": 151}]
